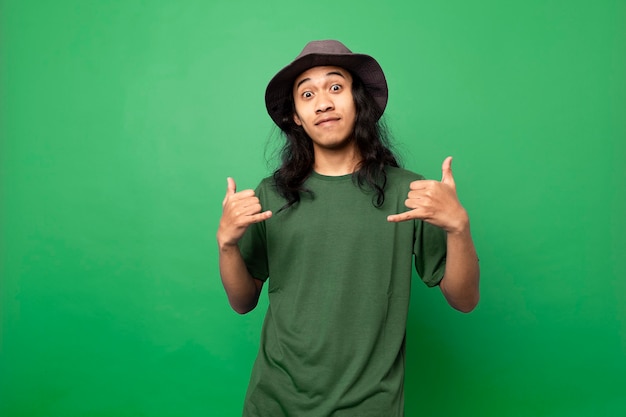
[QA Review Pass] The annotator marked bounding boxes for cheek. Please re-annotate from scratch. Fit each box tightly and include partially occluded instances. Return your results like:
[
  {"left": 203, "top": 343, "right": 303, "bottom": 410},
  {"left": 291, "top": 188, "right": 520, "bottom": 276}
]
[
  {"left": 339, "top": 94, "right": 356, "bottom": 112},
  {"left": 343, "top": 100, "right": 357, "bottom": 124},
  {"left": 292, "top": 102, "right": 310, "bottom": 126}
]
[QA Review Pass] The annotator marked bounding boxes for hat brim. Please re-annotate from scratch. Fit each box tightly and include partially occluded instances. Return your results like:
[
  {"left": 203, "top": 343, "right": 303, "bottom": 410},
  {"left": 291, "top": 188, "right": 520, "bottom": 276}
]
[{"left": 265, "top": 53, "right": 388, "bottom": 127}]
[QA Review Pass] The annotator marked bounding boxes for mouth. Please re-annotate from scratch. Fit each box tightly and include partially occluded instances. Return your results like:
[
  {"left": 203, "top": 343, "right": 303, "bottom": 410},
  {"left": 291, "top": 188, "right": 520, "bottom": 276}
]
[{"left": 315, "top": 117, "right": 340, "bottom": 126}]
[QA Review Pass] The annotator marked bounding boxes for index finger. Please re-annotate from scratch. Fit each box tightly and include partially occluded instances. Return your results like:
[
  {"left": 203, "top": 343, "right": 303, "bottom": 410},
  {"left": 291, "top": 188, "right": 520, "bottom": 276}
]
[
  {"left": 232, "top": 189, "right": 256, "bottom": 199},
  {"left": 223, "top": 188, "right": 256, "bottom": 208},
  {"left": 409, "top": 179, "right": 437, "bottom": 190}
]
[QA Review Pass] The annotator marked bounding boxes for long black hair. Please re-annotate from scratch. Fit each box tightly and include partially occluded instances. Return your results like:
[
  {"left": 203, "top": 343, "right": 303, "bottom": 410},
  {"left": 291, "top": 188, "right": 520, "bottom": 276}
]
[{"left": 272, "top": 72, "right": 400, "bottom": 210}]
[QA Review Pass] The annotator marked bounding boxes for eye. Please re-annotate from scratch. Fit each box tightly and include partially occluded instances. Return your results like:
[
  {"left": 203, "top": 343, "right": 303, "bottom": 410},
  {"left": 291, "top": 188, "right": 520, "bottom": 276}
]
[
  {"left": 302, "top": 91, "right": 313, "bottom": 99},
  {"left": 331, "top": 84, "right": 342, "bottom": 92}
]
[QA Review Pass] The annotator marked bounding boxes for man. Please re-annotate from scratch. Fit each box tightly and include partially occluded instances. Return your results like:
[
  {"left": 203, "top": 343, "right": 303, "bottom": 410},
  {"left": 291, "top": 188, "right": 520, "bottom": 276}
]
[{"left": 217, "top": 40, "right": 479, "bottom": 417}]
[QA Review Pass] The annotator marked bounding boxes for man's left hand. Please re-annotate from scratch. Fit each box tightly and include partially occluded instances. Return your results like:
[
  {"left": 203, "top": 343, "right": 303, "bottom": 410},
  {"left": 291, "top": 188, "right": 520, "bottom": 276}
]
[{"left": 387, "top": 156, "right": 469, "bottom": 234}]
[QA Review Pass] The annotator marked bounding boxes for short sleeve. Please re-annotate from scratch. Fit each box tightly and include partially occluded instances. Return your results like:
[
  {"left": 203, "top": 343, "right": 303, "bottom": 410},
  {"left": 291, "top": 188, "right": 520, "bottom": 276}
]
[
  {"left": 413, "top": 220, "right": 447, "bottom": 287},
  {"left": 238, "top": 182, "right": 270, "bottom": 282}
]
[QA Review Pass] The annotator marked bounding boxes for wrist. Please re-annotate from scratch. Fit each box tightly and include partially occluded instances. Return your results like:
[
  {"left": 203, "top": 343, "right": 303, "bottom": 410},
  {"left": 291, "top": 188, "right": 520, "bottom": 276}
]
[
  {"left": 446, "top": 209, "right": 470, "bottom": 236},
  {"left": 218, "top": 240, "right": 239, "bottom": 252},
  {"left": 216, "top": 230, "right": 240, "bottom": 252}
]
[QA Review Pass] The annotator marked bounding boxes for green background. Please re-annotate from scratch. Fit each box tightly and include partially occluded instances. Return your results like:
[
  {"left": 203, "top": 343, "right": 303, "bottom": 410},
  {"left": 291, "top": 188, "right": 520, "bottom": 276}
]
[{"left": 1, "top": 0, "right": 625, "bottom": 416}]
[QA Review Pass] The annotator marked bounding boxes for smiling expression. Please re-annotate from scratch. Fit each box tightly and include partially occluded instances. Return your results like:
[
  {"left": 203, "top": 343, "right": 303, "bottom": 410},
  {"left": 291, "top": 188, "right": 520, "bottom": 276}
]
[{"left": 292, "top": 66, "right": 357, "bottom": 152}]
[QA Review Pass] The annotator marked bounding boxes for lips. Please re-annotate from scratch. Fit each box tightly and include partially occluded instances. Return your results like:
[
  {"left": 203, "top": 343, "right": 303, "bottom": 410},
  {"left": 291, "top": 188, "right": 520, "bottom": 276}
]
[{"left": 315, "top": 117, "right": 340, "bottom": 126}]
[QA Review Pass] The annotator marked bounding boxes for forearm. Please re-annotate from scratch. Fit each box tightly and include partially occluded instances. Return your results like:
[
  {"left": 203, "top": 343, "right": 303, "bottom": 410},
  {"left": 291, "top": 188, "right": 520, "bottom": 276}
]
[
  {"left": 440, "top": 221, "right": 480, "bottom": 313},
  {"left": 218, "top": 242, "right": 263, "bottom": 314}
]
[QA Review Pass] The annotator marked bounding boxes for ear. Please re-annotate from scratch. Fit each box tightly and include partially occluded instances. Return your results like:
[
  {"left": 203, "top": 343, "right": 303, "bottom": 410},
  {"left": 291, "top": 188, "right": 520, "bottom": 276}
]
[{"left": 293, "top": 112, "right": 302, "bottom": 126}]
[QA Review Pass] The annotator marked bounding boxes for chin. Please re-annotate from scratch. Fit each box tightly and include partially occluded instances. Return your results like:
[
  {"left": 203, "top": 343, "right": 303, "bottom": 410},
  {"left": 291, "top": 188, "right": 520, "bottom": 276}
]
[{"left": 314, "top": 136, "right": 354, "bottom": 150}]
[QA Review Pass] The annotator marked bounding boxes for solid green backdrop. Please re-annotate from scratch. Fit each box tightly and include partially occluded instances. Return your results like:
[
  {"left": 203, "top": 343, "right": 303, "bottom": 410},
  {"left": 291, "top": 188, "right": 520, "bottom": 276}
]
[{"left": 1, "top": 1, "right": 625, "bottom": 416}]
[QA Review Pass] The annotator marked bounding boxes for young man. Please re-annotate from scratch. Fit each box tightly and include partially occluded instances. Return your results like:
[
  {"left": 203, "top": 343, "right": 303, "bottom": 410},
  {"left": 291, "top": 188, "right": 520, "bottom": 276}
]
[{"left": 217, "top": 40, "right": 479, "bottom": 417}]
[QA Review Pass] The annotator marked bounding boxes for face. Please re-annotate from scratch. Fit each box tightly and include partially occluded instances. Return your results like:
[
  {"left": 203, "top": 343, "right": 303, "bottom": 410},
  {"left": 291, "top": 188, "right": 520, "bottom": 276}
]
[{"left": 292, "top": 66, "right": 357, "bottom": 152}]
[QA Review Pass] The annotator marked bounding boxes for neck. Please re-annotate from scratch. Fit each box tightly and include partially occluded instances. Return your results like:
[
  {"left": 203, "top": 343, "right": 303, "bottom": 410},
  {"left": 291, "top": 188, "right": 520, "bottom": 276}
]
[{"left": 312, "top": 143, "right": 362, "bottom": 176}]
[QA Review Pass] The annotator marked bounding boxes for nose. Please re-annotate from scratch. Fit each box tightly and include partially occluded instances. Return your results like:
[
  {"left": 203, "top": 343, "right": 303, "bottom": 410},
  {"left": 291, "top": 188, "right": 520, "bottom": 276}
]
[{"left": 315, "top": 93, "right": 334, "bottom": 113}]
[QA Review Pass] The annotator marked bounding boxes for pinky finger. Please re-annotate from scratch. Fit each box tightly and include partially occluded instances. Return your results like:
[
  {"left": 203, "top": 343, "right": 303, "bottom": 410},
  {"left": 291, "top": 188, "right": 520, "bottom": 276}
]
[
  {"left": 248, "top": 210, "right": 273, "bottom": 224},
  {"left": 387, "top": 213, "right": 411, "bottom": 223}
]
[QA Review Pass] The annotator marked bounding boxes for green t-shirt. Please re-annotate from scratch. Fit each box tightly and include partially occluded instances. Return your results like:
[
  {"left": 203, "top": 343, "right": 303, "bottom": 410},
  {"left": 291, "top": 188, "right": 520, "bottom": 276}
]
[{"left": 239, "top": 166, "right": 447, "bottom": 417}]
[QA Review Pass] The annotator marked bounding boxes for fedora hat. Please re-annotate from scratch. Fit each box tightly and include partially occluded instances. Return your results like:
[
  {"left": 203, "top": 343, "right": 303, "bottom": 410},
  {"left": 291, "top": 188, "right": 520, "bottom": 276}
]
[{"left": 265, "top": 40, "right": 388, "bottom": 127}]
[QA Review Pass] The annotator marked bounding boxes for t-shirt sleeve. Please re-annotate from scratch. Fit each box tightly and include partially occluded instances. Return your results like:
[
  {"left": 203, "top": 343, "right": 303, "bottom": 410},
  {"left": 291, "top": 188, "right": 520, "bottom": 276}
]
[
  {"left": 237, "top": 182, "right": 270, "bottom": 282},
  {"left": 413, "top": 220, "right": 447, "bottom": 287}
]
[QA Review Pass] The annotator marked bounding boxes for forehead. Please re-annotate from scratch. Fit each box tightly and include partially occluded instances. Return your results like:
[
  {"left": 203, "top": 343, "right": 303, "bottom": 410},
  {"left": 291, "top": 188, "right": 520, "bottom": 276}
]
[{"left": 293, "top": 65, "right": 352, "bottom": 88}]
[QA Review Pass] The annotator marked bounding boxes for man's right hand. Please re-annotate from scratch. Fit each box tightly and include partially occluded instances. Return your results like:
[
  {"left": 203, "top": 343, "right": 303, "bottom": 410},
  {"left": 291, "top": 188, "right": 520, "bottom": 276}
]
[{"left": 217, "top": 177, "right": 272, "bottom": 249}]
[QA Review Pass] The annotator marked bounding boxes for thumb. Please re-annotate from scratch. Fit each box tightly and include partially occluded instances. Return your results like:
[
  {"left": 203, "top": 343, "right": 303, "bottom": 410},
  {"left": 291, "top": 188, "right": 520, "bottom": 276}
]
[
  {"left": 226, "top": 177, "right": 237, "bottom": 195},
  {"left": 441, "top": 156, "right": 455, "bottom": 186}
]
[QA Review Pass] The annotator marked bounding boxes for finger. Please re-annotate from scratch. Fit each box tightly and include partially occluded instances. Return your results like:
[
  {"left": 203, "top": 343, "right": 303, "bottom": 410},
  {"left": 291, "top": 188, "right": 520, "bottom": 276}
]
[
  {"left": 404, "top": 198, "right": 421, "bottom": 210},
  {"left": 387, "top": 213, "right": 410, "bottom": 223},
  {"left": 246, "top": 210, "right": 273, "bottom": 224},
  {"left": 441, "top": 156, "right": 455, "bottom": 186},
  {"left": 387, "top": 212, "right": 415, "bottom": 223},
  {"left": 387, "top": 209, "right": 423, "bottom": 223},
  {"left": 409, "top": 180, "right": 437, "bottom": 190},
  {"left": 231, "top": 190, "right": 256, "bottom": 200},
  {"left": 226, "top": 196, "right": 261, "bottom": 216},
  {"left": 223, "top": 177, "right": 244, "bottom": 207},
  {"left": 226, "top": 177, "right": 237, "bottom": 195}
]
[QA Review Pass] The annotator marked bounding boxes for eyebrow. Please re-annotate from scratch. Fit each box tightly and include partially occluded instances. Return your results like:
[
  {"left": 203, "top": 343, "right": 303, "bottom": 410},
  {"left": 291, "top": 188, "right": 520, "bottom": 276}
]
[{"left": 295, "top": 71, "right": 347, "bottom": 90}]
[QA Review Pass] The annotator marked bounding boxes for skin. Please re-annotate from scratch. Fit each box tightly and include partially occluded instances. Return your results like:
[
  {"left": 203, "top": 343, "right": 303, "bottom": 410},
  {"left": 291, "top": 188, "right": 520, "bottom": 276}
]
[
  {"left": 292, "top": 66, "right": 360, "bottom": 176},
  {"left": 387, "top": 156, "right": 480, "bottom": 312},
  {"left": 217, "top": 176, "right": 271, "bottom": 314},
  {"left": 217, "top": 65, "right": 479, "bottom": 314}
]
